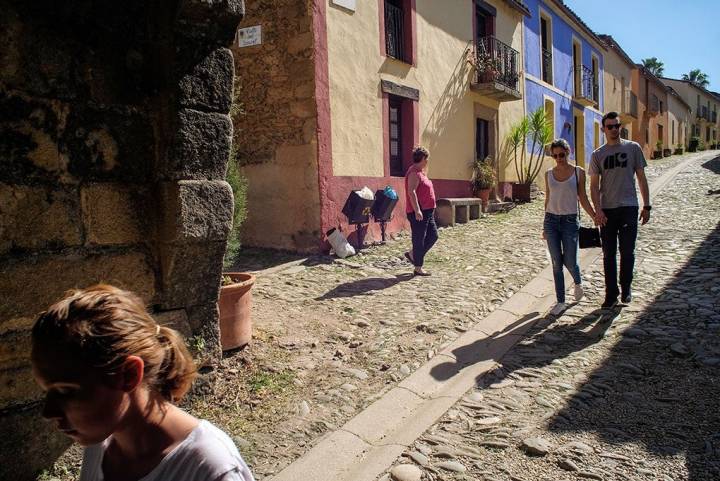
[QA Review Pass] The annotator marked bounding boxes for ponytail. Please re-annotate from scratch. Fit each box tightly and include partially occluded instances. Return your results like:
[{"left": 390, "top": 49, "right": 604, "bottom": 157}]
[{"left": 32, "top": 284, "right": 198, "bottom": 402}]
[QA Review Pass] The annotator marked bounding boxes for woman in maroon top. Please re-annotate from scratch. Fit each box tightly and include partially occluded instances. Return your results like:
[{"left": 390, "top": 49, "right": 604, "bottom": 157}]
[{"left": 404, "top": 146, "right": 438, "bottom": 276}]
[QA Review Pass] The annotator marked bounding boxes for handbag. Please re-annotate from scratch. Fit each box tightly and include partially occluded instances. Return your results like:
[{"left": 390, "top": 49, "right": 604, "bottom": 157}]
[{"left": 576, "top": 167, "right": 602, "bottom": 249}]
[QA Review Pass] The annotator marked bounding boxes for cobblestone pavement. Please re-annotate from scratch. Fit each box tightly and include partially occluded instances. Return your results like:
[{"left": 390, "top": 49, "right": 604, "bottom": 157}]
[
  {"left": 36, "top": 152, "right": 716, "bottom": 481},
  {"left": 380, "top": 153, "right": 720, "bottom": 481}
]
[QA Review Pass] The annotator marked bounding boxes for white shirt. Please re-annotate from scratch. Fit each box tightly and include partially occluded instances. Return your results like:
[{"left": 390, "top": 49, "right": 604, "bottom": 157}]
[
  {"left": 546, "top": 168, "right": 579, "bottom": 215},
  {"left": 80, "top": 421, "right": 255, "bottom": 481}
]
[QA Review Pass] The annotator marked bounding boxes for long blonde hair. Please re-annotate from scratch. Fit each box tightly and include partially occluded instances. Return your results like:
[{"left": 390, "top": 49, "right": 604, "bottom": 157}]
[{"left": 32, "top": 284, "right": 197, "bottom": 401}]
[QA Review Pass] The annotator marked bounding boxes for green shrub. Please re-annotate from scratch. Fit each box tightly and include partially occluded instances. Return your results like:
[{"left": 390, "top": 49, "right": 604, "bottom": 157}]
[{"left": 223, "top": 153, "right": 248, "bottom": 268}]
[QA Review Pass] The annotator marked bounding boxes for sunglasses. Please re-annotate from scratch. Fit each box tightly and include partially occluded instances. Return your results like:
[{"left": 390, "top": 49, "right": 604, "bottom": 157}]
[
  {"left": 551, "top": 152, "right": 567, "bottom": 159},
  {"left": 605, "top": 123, "right": 622, "bottom": 130}
]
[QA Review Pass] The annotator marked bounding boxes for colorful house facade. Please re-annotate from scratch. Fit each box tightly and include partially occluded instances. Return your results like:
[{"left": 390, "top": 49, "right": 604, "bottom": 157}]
[
  {"left": 598, "top": 34, "right": 637, "bottom": 141},
  {"left": 521, "top": 0, "right": 605, "bottom": 169},
  {"left": 233, "top": 0, "right": 529, "bottom": 252},
  {"left": 632, "top": 66, "right": 669, "bottom": 159},
  {"left": 661, "top": 77, "right": 719, "bottom": 148},
  {"left": 665, "top": 86, "right": 692, "bottom": 152}
]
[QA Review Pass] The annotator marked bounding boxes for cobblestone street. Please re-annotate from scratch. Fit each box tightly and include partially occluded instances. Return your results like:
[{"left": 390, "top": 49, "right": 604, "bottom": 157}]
[
  {"left": 376, "top": 152, "right": 720, "bottom": 481},
  {"left": 35, "top": 152, "right": 719, "bottom": 481},
  {"left": 184, "top": 152, "right": 716, "bottom": 481}
]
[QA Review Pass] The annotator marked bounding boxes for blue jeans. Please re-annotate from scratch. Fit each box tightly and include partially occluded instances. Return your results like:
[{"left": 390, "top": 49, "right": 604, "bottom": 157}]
[
  {"left": 407, "top": 208, "right": 438, "bottom": 267},
  {"left": 544, "top": 213, "right": 582, "bottom": 303}
]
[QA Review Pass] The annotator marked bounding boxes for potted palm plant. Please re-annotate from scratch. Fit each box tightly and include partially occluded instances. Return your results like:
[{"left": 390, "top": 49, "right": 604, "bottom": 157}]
[
  {"left": 503, "top": 108, "right": 552, "bottom": 202},
  {"left": 471, "top": 156, "right": 496, "bottom": 211}
]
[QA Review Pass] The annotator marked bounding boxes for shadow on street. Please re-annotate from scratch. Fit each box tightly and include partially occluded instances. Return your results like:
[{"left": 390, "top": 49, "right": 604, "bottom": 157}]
[
  {"left": 545, "top": 218, "right": 720, "bottom": 480},
  {"left": 315, "top": 274, "right": 414, "bottom": 300}
]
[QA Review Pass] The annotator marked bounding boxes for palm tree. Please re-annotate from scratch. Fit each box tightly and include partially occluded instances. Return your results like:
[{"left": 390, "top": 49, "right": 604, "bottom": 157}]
[
  {"left": 682, "top": 69, "right": 710, "bottom": 89},
  {"left": 641, "top": 57, "right": 664, "bottom": 77}
]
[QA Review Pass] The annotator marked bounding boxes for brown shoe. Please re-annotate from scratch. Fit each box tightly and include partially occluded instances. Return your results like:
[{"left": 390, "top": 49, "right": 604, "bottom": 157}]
[{"left": 413, "top": 268, "right": 431, "bottom": 277}]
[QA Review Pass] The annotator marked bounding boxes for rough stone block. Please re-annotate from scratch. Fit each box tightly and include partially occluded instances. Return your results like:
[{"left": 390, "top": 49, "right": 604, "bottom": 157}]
[
  {"left": 176, "top": 0, "right": 245, "bottom": 45},
  {"left": 158, "top": 241, "right": 225, "bottom": 309},
  {"left": 0, "top": 366, "right": 41, "bottom": 408},
  {"left": 153, "top": 309, "right": 192, "bottom": 339},
  {"left": 159, "top": 180, "right": 233, "bottom": 242},
  {"left": 186, "top": 303, "right": 222, "bottom": 361},
  {"left": 290, "top": 99, "right": 316, "bottom": 119},
  {"left": 81, "top": 183, "right": 148, "bottom": 245},
  {"left": 179, "top": 48, "right": 234, "bottom": 114},
  {"left": 0, "top": 404, "right": 71, "bottom": 480},
  {"left": 287, "top": 32, "right": 313, "bottom": 55},
  {"left": 61, "top": 106, "right": 155, "bottom": 183},
  {"left": 0, "top": 183, "right": 82, "bottom": 254},
  {"left": 0, "top": 329, "right": 31, "bottom": 368},
  {"left": 168, "top": 109, "right": 232, "bottom": 180},
  {"left": 0, "top": 250, "right": 157, "bottom": 322}
]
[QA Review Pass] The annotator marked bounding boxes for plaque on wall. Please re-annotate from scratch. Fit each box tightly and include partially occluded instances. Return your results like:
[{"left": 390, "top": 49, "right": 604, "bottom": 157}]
[
  {"left": 238, "top": 25, "right": 262, "bottom": 48},
  {"left": 331, "top": 0, "right": 356, "bottom": 11}
]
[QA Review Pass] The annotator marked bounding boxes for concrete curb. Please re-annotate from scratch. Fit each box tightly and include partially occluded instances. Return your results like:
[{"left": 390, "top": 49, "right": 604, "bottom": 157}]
[{"left": 267, "top": 155, "right": 701, "bottom": 481}]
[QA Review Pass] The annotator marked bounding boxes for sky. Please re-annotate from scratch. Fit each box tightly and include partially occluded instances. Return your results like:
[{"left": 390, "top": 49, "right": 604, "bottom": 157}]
[{"left": 564, "top": 0, "right": 720, "bottom": 92}]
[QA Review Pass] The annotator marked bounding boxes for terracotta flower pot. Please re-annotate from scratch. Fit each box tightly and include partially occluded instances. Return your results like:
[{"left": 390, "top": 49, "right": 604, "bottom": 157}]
[
  {"left": 511, "top": 183, "right": 531, "bottom": 203},
  {"left": 218, "top": 272, "right": 256, "bottom": 351}
]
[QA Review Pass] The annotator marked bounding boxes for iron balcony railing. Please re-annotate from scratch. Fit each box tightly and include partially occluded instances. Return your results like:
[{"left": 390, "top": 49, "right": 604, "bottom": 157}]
[
  {"left": 624, "top": 91, "right": 638, "bottom": 118},
  {"left": 475, "top": 36, "right": 520, "bottom": 92},
  {"left": 575, "top": 65, "right": 597, "bottom": 102},
  {"left": 541, "top": 48, "right": 552, "bottom": 84},
  {"left": 385, "top": 1, "right": 405, "bottom": 61},
  {"left": 697, "top": 106, "right": 709, "bottom": 120}
]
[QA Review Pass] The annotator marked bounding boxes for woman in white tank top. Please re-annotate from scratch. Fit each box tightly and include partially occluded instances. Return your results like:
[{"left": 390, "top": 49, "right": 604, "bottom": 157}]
[{"left": 543, "top": 139, "right": 597, "bottom": 315}]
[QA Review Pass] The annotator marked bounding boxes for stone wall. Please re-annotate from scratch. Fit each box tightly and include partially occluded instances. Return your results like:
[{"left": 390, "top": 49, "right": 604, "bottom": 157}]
[
  {"left": 0, "top": 1, "right": 243, "bottom": 479},
  {"left": 232, "top": 0, "right": 322, "bottom": 252}
]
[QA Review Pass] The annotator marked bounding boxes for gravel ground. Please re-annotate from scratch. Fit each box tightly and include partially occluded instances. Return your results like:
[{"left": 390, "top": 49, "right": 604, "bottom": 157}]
[{"left": 35, "top": 151, "right": 716, "bottom": 480}]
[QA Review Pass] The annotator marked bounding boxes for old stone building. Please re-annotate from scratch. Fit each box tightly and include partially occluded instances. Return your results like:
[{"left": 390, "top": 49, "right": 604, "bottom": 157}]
[
  {"left": 233, "top": 0, "right": 528, "bottom": 252},
  {"left": 0, "top": 1, "right": 243, "bottom": 479}
]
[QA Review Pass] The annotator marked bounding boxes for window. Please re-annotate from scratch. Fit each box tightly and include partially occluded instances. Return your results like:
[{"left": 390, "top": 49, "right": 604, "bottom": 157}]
[
  {"left": 591, "top": 55, "right": 599, "bottom": 102},
  {"left": 476, "top": 118, "right": 490, "bottom": 161},
  {"left": 646, "top": 128, "right": 649, "bottom": 144},
  {"left": 385, "top": 0, "right": 405, "bottom": 61},
  {"left": 388, "top": 96, "right": 404, "bottom": 176},
  {"left": 540, "top": 14, "right": 552, "bottom": 84},
  {"left": 659, "top": 101, "right": 663, "bottom": 114},
  {"left": 593, "top": 121, "right": 600, "bottom": 149},
  {"left": 658, "top": 124, "right": 663, "bottom": 144},
  {"left": 572, "top": 39, "right": 581, "bottom": 96},
  {"left": 672, "top": 120, "right": 675, "bottom": 144}
]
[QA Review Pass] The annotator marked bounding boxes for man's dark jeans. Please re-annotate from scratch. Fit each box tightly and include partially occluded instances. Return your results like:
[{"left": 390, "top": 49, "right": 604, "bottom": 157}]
[
  {"left": 600, "top": 206, "right": 639, "bottom": 299},
  {"left": 407, "top": 208, "right": 438, "bottom": 267}
]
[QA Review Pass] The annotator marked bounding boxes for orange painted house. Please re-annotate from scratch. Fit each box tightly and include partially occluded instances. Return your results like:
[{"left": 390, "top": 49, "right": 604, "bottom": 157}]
[{"left": 632, "top": 65, "right": 669, "bottom": 159}]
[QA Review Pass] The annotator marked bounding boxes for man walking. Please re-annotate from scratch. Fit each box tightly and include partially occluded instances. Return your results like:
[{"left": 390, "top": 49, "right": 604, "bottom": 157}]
[{"left": 589, "top": 111, "right": 651, "bottom": 308}]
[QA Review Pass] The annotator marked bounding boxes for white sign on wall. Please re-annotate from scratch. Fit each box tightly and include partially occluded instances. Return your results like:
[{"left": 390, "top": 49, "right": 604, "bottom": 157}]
[
  {"left": 331, "top": 0, "right": 356, "bottom": 12},
  {"left": 238, "top": 25, "right": 262, "bottom": 48}
]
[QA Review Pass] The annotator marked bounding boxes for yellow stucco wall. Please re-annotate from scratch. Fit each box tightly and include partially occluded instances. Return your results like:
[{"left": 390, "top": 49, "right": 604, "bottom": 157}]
[
  {"left": 666, "top": 95, "right": 690, "bottom": 149},
  {"left": 602, "top": 48, "right": 633, "bottom": 139},
  {"left": 326, "top": 0, "right": 526, "bottom": 182}
]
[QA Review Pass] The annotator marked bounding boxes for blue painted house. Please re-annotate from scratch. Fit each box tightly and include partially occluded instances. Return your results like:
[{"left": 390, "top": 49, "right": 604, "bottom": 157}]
[{"left": 522, "top": 0, "right": 605, "bottom": 167}]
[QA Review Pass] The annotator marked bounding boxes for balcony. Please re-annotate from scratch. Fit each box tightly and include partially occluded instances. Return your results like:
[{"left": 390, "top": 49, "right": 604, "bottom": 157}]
[
  {"left": 647, "top": 94, "right": 660, "bottom": 116},
  {"left": 696, "top": 106, "right": 709, "bottom": 122},
  {"left": 622, "top": 91, "right": 638, "bottom": 120},
  {"left": 470, "top": 36, "right": 522, "bottom": 101},
  {"left": 541, "top": 48, "right": 553, "bottom": 85},
  {"left": 573, "top": 65, "right": 597, "bottom": 107}
]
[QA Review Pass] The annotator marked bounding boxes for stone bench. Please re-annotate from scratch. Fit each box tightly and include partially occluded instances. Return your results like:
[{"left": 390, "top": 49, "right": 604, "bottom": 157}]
[{"left": 435, "top": 198, "right": 482, "bottom": 227}]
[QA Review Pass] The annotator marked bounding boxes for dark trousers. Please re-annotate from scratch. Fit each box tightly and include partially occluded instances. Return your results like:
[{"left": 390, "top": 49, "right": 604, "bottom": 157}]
[
  {"left": 600, "top": 206, "right": 639, "bottom": 298},
  {"left": 407, "top": 208, "right": 438, "bottom": 267}
]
